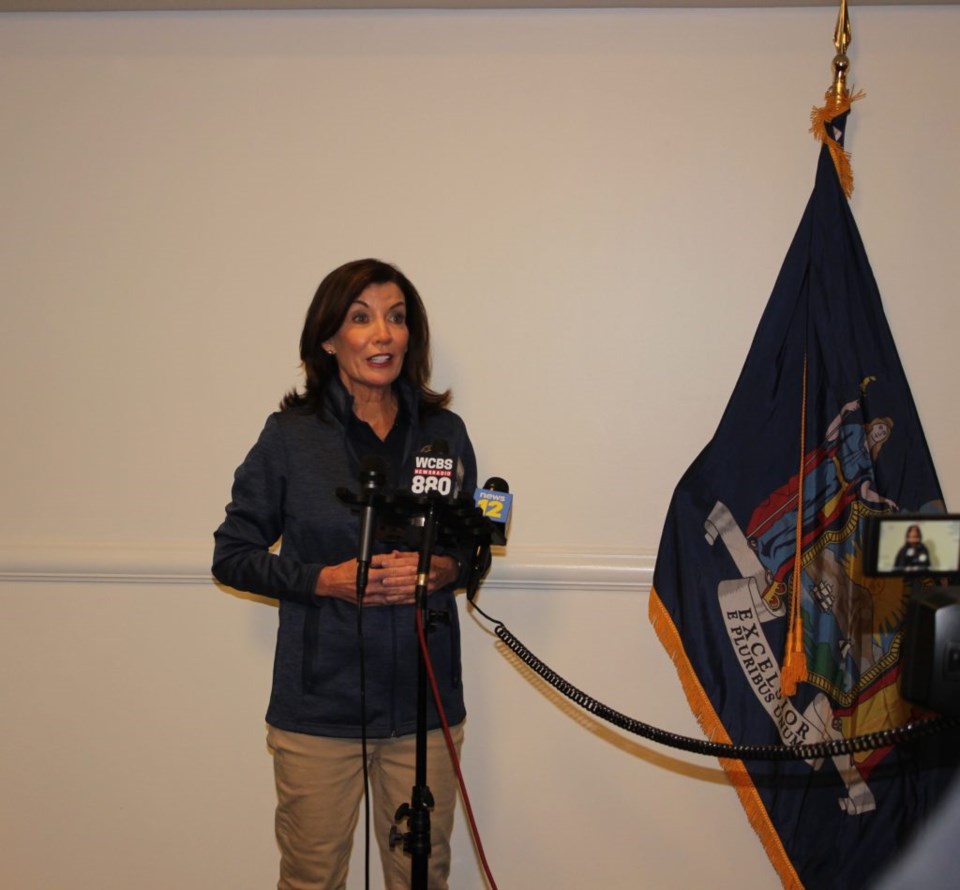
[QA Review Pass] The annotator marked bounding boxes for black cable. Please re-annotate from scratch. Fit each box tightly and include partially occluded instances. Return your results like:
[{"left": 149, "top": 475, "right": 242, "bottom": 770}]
[{"left": 469, "top": 600, "right": 960, "bottom": 762}]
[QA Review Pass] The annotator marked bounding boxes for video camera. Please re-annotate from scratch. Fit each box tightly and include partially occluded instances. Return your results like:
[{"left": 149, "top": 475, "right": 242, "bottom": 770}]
[{"left": 863, "top": 514, "right": 960, "bottom": 717}]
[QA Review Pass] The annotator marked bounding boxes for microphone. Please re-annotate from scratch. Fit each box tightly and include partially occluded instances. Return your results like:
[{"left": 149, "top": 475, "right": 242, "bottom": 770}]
[
  {"left": 410, "top": 439, "right": 464, "bottom": 499},
  {"left": 466, "top": 477, "right": 512, "bottom": 601},
  {"left": 356, "top": 455, "right": 388, "bottom": 596},
  {"left": 474, "top": 476, "right": 512, "bottom": 546}
]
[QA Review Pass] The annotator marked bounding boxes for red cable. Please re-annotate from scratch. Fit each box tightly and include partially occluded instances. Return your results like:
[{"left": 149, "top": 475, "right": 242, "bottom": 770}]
[{"left": 415, "top": 608, "right": 499, "bottom": 890}]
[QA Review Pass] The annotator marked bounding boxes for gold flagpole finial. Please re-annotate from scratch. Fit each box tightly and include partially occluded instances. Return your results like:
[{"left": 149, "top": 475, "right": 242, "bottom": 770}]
[
  {"left": 810, "top": 0, "right": 861, "bottom": 197},
  {"left": 831, "top": 0, "right": 852, "bottom": 101}
]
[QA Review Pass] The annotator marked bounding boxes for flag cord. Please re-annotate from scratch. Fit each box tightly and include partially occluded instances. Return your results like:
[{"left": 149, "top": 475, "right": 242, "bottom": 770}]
[
  {"left": 781, "top": 353, "right": 810, "bottom": 695},
  {"left": 468, "top": 601, "right": 960, "bottom": 762}
]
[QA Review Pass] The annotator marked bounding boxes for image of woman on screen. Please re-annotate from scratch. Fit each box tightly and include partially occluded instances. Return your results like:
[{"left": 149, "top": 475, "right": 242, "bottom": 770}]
[{"left": 894, "top": 524, "right": 932, "bottom": 572}]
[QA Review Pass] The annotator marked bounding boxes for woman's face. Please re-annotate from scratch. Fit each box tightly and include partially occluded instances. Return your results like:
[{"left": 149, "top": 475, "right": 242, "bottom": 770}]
[{"left": 324, "top": 282, "right": 409, "bottom": 398}]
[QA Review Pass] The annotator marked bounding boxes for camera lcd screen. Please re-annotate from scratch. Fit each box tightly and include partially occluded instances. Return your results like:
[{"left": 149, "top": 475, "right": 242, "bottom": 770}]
[{"left": 867, "top": 515, "right": 960, "bottom": 576}]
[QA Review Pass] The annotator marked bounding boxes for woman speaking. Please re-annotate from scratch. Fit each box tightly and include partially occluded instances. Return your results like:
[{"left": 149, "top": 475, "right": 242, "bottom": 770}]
[{"left": 213, "top": 258, "right": 477, "bottom": 890}]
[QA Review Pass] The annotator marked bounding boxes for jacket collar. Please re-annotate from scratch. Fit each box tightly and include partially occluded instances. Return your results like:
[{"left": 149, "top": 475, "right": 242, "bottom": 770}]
[{"left": 324, "top": 375, "right": 419, "bottom": 427}]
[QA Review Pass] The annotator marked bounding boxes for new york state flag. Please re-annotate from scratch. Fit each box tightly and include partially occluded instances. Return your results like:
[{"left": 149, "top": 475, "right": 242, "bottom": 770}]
[{"left": 649, "top": 102, "right": 960, "bottom": 889}]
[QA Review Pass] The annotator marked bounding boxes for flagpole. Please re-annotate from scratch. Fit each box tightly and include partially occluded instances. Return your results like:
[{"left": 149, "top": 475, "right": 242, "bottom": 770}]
[
  {"left": 784, "top": 0, "right": 859, "bottom": 696},
  {"left": 810, "top": 0, "right": 862, "bottom": 199}
]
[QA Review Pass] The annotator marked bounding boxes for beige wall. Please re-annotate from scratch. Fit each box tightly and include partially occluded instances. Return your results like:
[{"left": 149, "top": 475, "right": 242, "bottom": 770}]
[{"left": 1, "top": 6, "right": 958, "bottom": 888}]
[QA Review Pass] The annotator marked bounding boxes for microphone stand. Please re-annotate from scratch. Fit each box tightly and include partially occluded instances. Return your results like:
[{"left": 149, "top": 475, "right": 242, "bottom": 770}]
[
  {"left": 340, "top": 484, "right": 495, "bottom": 890},
  {"left": 350, "top": 458, "right": 386, "bottom": 890},
  {"left": 391, "top": 497, "right": 439, "bottom": 889},
  {"left": 386, "top": 493, "right": 493, "bottom": 890}
]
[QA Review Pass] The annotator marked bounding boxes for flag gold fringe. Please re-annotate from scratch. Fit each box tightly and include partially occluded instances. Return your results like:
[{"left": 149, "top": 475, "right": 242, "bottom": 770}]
[
  {"left": 809, "top": 88, "right": 865, "bottom": 198},
  {"left": 649, "top": 587, "right": 804, "bottom": 890},
  {"left": 781, "top": 353, "right": 810, "bottom": 696}
]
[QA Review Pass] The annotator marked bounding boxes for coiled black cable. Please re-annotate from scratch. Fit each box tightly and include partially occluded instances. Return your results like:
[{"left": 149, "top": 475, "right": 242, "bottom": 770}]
[{"left": 472, "top": 602, "right": 960, "bottom": 761}]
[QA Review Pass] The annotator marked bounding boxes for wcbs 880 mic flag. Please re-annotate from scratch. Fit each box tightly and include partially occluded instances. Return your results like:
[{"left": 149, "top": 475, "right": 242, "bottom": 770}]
[
  {"left": 411, "top": 439, "right": 463, "bottom": 499},
  {"left": 648, "top": 95, "right": 960, "bottom": 889}
]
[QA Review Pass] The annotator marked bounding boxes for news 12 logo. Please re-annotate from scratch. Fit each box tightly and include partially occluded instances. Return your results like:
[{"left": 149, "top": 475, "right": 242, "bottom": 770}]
[
  {"left": 475, "top": 488, "right": 513, "bottom": 524},
  {"left": 411, "top": 455, "right": 458, "bottom": 496}
]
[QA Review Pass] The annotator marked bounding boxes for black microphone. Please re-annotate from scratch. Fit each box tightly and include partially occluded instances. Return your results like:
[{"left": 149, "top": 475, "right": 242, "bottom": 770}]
[
  {"left": 466, "top": 477, "right": 512, "bottom": 600},
  {"left": 474, "top": 476, "right": 512, "bottom": 546},
  {"left": 356, "top": 455, "right": 388, "bottom": 597},
  {"left": 395, "top": 439, "right": 463, "bottom": 554}
]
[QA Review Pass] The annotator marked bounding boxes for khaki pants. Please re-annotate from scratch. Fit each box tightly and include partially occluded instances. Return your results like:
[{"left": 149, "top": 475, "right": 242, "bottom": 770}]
[{"left": 267, "top": 724, "right": 464, "bottom": 890}]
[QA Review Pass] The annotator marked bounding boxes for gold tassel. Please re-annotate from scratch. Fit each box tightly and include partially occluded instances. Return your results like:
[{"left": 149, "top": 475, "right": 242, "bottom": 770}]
[
  {"left": 781, "top": 354, "right": 810, "bottom": 696},
  {"left": 809, "top": 88, "right": 865, "bottom": 199}
]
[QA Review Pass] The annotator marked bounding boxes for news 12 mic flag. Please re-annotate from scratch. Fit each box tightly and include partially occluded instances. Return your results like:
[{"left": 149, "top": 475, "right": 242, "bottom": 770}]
[{"left": 649, "top": 100, "right": 960, "bottom": 889}]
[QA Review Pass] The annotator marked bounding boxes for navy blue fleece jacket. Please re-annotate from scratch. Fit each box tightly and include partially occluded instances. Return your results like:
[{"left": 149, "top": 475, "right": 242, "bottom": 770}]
[{"left": 212, "top": 378, "right": 476, "bottom": 738}]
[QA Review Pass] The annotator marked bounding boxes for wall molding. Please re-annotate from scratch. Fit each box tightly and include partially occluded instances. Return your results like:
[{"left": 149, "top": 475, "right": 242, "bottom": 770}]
[{"left": 0, "top": 539, "right": 655, "bottom": 591}]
